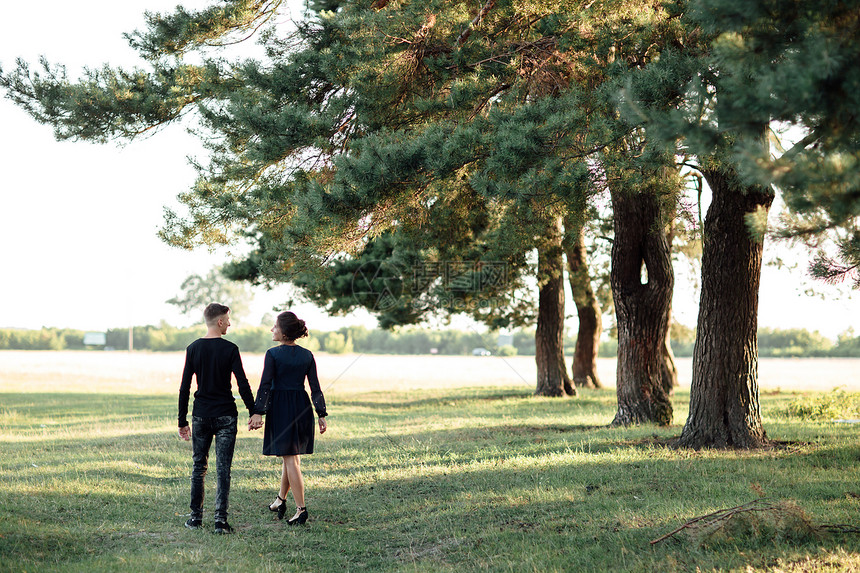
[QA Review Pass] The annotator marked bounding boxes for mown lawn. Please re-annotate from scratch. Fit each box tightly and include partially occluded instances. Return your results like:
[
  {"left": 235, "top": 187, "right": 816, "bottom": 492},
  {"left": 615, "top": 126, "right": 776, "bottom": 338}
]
[{"left": 1, "top": 384, "right": 858, "bottom": 572}]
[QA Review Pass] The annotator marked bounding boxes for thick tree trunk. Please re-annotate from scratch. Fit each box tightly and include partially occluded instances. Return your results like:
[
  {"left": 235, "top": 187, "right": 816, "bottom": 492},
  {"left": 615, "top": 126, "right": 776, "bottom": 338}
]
[
  {"left": 677, "top": 167, "right": 773, "bottom": 449},
  {"left": 563, "top": 222, "right": 603, "bottom": 389},
  {"left": 610, "top": 188, "right": 674, "bottom": 426},
  {"left": 535, "top": 216, "right": 575, "bottom": 397}
]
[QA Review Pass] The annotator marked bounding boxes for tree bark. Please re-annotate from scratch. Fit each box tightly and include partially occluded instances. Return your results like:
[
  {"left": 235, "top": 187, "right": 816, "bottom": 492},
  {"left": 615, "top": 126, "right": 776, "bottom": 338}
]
[
  {"left": 535, "top": 215, "right": 575, "bottom": 397},
  {"left": 677, "top": 166, "right": 773, "bottom": 449},
  {"left": 661, "top": 300, "right": 679, "bottom": 396},
  {"left": 609, "top": 188, "right": 674, "bottom": 426},
  {"left": 661, "top": 221, "right": 679, "bottom": 396},
  {"left": 563, "top": 221, "right": 603, "bottom": 389}
]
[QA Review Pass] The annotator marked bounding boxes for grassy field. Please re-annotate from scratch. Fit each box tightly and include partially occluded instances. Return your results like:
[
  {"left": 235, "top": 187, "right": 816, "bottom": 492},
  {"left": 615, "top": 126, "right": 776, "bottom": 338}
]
[{"left": 1, "top": 352, "right": 859, "bottom": 572}]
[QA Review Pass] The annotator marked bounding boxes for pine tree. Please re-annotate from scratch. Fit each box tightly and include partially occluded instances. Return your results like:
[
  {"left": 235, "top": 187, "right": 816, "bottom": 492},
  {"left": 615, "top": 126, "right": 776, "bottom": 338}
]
[
  {"left": 692, "top": 0, "right": 860, "bottom": 287},
  {"left": 607, "top": 155, "right": 678, "bottom": 426},
  {"left": 618, "top": 0, "right": 860, "bottom": 446},
  {"left": 1, "top": 0, "right": 686, "bottom": 409},
  {"left": 563, "top": 219, "right": 603, "bottom": 389}
]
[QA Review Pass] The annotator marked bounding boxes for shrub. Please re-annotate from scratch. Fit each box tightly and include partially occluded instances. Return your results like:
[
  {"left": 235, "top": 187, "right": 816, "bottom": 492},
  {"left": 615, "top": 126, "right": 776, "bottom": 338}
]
[
  {"left": 61, "top": 330, "right": 87, "bottom": 350},
  {"left": 780, "top": 389, "right": 860, "bottom": 421},
  {"left": 301, "top": 335, "right": 321, "bottom": 352},
  {"left": 758, "top": 327, "right": 833, "bottom": 357},
  {"left": 323, "top": 332, "right": 353, "bottom": 354},
  {"left": 0, "top": 329, "right": 64, "bottom": 350},
  {"left": 496, "top": 345, "right": 517, "bottom": 357},
  {"left": 228, "top": 327, "right": 276, "bottom": 353},
  {"left": 598, "top": 338, "right": 617, "bottom": 357},
  {"left": 832, "top": 328, "right": 860, "bottom": 357}
]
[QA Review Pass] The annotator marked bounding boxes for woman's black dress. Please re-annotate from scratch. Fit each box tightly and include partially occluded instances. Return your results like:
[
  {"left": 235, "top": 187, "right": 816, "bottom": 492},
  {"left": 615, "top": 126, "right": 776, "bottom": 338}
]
[{"left": 253, "top": 345, "right": 327, "bottom": 456}]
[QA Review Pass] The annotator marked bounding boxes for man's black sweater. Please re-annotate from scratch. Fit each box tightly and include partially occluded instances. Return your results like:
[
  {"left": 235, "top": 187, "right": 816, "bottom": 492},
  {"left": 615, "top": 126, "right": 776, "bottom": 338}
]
[{"left": 178, "top": 337, "right": 255, "bottom": 427}]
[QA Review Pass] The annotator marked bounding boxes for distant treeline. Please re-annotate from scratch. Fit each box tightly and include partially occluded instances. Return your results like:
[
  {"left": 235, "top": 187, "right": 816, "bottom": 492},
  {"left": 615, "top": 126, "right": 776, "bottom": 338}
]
[{"left": 2, "top": 324, "right": 859, "bottom": 358}]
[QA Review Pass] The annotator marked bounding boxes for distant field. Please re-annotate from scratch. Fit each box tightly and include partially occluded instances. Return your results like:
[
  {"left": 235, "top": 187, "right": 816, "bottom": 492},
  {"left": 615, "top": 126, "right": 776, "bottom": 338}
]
[{"left": 0, "top": 350, "right": 857, "bottom": 395}]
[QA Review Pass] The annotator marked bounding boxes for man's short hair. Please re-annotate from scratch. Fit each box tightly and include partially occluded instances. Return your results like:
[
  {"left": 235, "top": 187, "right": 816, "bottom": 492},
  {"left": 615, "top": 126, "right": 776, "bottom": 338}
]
[{"left": 203, "top": 303, "right": 230, "bottom": 326}]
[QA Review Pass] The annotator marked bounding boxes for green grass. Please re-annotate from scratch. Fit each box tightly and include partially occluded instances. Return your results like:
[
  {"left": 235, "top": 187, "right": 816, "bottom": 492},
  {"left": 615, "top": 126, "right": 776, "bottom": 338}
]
[
  {"left": 778, "top": 388, "right": 860, "bottom": 422},
  {"left": 1, "top": 386, "right": 859, "bottom": 572}
]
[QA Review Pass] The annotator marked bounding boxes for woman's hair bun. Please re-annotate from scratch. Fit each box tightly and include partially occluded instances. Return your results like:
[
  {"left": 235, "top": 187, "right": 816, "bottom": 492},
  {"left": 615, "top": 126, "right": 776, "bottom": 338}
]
[{"left": 277, "top": 311, "right": 308, "bottom": 340}]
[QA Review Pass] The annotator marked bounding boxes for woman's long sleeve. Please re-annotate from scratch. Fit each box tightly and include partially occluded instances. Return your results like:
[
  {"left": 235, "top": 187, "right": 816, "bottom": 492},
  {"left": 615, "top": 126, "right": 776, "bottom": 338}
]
[
  {"left": 307, "top": 354, "right": 327, "bottom": 418},
  {"left": 253, "top": 350, "right": 276, "bottom": 415}
]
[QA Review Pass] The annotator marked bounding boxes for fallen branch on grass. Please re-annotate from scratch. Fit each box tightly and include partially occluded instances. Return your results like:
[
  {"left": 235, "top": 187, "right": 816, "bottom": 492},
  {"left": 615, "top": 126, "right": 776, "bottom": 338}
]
[
  {"left": 650, "top": 498, "right": 784, "bottom": 545},
  {"left": 651, "top": 498, "right": 859, "bottom": 545},
  {"left": 818, "top": 524, "right": 860, "bottom": 534}
]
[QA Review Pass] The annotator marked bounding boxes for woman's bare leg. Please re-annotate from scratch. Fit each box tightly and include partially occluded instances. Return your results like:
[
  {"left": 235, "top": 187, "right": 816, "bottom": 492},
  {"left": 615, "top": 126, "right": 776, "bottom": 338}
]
[
  {"left": 284, "top": 455, "right": 305, "bottom": 513},
  {"left": 269, "top": 457, "right": 291, "bottom": 509},
  {"left": 279, "top": 457, "right": 291, "bottom": 499}
]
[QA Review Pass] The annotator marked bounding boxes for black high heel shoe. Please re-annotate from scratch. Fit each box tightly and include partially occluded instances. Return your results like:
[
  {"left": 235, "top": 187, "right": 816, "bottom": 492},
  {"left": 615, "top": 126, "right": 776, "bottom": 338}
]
[
  {"left": 269, "top": 495, "right": 287, "bottom": 519},
  {"left": 287, "top": 506, "right": 308, "bottom": 526}
]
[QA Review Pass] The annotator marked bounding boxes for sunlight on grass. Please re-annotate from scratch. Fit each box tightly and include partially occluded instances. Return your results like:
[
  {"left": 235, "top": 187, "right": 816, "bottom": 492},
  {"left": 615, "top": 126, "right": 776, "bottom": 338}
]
[{"left": 1, "top": 354, "right": 858, "bottom": 572}]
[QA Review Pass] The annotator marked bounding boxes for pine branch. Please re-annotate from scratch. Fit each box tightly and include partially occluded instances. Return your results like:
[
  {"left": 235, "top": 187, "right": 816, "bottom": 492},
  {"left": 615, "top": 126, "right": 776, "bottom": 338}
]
[
  {"left": 778, "top": 129, "right": 820, "bottom": 162},
  {"left": 650, "top": 499, "right": 781, "bottom": 545},
  {"left": 468, "top": 82, "right": 511, "bottom": 120},
  {"left": 203, "top": 2, "right": 281, "bottom": 48},
  {"left": 819, "top": 524, "right": 860, "bottom": 534},
  {"left": 651, "top": 498, "right": 860, "bottom": 546},
  {"left": 456, "top": 0, "right": 497, "bottom": 47},
  {"left": 449, "top": 37, "right": 558, "bottom": 71}
]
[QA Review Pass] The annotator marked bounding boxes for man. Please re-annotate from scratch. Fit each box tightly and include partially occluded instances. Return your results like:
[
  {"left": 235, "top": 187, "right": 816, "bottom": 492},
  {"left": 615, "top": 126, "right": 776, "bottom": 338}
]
[{"left": 178, "top": 303, "right": 255, "bottom": 534}]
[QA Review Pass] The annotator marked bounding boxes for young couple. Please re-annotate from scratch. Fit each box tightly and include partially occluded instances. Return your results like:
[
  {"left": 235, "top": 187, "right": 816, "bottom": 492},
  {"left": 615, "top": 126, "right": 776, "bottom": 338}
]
[{"left": 177, "top": 303, "right": 328, "bottom": 534}]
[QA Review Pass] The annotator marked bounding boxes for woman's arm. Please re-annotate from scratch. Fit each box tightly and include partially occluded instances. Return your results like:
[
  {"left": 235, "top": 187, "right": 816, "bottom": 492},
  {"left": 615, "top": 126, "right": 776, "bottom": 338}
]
[
  {"left": 306, "top": 353, "right": 327, "bottom": 418},
  {"left": 252, "top": 350, "right": 276, "bottom": 415}
]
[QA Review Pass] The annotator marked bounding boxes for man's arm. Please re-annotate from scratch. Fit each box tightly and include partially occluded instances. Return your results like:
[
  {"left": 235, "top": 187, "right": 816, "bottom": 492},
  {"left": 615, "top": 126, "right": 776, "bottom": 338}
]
[
  {"left": 178, "top": 347, "right": 194, "bottom": 437},
  {"left": 232, "top": 346, "right": 255, "bottom": 416}
]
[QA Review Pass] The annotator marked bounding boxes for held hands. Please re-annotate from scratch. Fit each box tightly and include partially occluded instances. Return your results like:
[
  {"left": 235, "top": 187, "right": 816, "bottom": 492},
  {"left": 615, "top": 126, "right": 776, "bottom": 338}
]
[{"left": 178, "top": 426, "right": 191, "bottom": 441}]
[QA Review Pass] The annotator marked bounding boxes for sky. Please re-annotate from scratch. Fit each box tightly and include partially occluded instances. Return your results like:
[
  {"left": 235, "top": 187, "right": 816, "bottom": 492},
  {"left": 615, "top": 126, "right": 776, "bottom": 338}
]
[
  {"left": 0, "top": 0, "right": 365, "bottom": 332},
  {"left": 0, "top": 0, "right": 857, "bottom": 338}
]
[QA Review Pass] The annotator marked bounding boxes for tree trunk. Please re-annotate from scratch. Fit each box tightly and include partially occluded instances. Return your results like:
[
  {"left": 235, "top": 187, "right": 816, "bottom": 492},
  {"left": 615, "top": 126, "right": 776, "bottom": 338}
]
[
  {"left": 661, "top": 221, "right": 679, "bottom": 395},
  {"left": 563, "top": 221, "right": 603, "bottom": 389},
  {"left": 610, "top": 188, "right": 674, "bottom": 426},
  {"left": 661, "top": 300, "right": 679, "bottom": 396},
  {"left": 535, "top": 215, "right": 575, "bottom": 397},
  {"left": 677, "top": 166, "right": 773, "bottom": 449}
]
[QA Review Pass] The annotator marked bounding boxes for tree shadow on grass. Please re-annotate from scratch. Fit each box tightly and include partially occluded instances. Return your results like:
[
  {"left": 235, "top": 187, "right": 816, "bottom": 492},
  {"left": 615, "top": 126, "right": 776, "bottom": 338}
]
[
  {"left": 227, "top": 442, "right": 860, "bottom": 572},
  {"left": 4, "top": 390, "right": 859, "bottom": 571},
  {"left": 331, "top": 389, "right": 532, "bottom": 410},
  {"left": 330, "top": 387, "right": 615, "bottom": 411},
  {"left": 0, "top": 392, "right": 174, "bottom": 430}
]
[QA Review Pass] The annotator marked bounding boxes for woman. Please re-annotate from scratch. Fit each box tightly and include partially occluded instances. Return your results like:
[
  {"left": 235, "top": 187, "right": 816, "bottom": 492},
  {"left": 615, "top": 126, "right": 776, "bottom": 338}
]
[{"left": 249, "top": 311, "right": 327, "bottom": 525}]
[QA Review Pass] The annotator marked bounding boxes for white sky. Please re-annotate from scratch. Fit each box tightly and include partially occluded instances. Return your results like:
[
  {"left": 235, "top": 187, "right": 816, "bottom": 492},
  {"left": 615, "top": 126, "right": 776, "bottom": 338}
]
[{"left": 0, "top": 0, "right": 856, "bottom": 338}]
